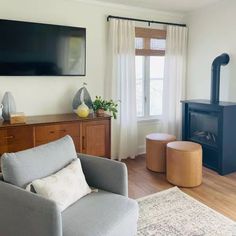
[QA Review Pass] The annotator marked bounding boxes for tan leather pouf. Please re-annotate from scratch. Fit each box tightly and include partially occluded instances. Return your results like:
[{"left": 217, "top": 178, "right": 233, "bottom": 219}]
[
  {"left": 146, "top": 133, "right": 176, "bottom": 172},
  {"left": 167, "top": 141, "right": 202, "bottom": 187}
]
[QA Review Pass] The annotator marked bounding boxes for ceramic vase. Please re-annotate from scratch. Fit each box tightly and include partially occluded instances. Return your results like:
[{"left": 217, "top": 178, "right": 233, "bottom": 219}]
[
  {"left": 2, "top": 92, "right": 16, "bottom": 120},
  {"left": 76, "top": 102, "right": 89, "bottom": 118},
  {"left": 72, "top": 86, "right": 93, "bottom": 111},
  {"left": 0, "top": 104, "right": 3, "bottom": 120}
]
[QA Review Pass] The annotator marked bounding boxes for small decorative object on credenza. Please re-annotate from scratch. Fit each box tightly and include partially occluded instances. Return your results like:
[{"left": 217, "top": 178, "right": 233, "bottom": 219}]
[
  {"left": 0, "top": 104, "right": 3, "bottom": 120},
  {"left": 72, "top": 83, "right": 93, "bottom": 114},
  {"left": 2, "top": 91, "right": 16, "bottom": 120},
  {"left": 73, "top": 83, "right": 91, "bottom": 118},
  {"left": 10, "top": 112, "right": 26, "bottom": 124},
  {"left": 76, "top": 102, "right": 89, "bottom": 118},
  {"left": 92, "top": 96, "right": 118, "bottom": 119}
]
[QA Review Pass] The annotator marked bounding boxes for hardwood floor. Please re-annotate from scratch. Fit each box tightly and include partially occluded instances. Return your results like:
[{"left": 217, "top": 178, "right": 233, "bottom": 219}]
[{"left": 123, "top": 155, "right": 236, "bottom": 221}]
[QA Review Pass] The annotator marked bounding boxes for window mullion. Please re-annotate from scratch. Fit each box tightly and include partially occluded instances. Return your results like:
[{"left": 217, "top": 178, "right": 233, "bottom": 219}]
[
  {"left": 146, "top": 56, "right": 151, "bottom": 118},
  {"left": 142, "top": 56, "right": 146, "bottom": 118},
  {"left": 144, "top": 56, "right": 150, "bottom": 118}
]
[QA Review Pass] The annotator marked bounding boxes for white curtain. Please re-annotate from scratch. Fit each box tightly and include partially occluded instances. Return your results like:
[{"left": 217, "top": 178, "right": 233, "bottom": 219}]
[
  {"left": 105, "top": 19, "right": 138, "bottom": 160},
  {"left": 162, "top": 25, "right": 188, "bottom": 139}
]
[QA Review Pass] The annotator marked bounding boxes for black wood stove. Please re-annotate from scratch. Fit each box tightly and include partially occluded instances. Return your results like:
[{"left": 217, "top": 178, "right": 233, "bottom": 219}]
[{"left": 181, "top": 53, "right": 236, "bottom": 175}]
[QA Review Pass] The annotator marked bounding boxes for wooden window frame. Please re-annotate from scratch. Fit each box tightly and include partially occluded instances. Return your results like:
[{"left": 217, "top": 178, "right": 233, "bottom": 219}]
[{"left": 135, "top": 27, "right": 166, "bottom": 56}]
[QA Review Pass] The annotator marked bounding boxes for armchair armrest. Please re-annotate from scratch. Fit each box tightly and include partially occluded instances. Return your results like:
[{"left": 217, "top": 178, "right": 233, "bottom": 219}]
[
  {"left": 0, "top": 181, "right": 62, "bottom": 236},
  {"left": 79, "top": 154, "right": 128, "bottom": 196}
]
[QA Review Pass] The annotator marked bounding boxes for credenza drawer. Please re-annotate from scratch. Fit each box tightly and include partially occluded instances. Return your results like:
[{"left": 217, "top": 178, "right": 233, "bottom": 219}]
[
  {"left": 35, "top": 123, "right": 80, "bottom": 146},
  {"left": 0, "top": 126, "right": 34, "bottom": 154}
]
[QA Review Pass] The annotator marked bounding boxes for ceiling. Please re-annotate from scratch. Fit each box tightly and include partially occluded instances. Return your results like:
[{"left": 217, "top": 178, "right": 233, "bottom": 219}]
[{"left": 92, "top": 0, "right": 220, "bottom": 13}]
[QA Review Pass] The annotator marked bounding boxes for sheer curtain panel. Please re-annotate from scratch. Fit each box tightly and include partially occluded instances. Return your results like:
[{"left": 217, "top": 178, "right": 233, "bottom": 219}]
[
  {"left": 162, "top": 25, "right": 188, "bottom": 139},
  {"left": 105, "top": 19, "right": 138, "bottom": 160}
]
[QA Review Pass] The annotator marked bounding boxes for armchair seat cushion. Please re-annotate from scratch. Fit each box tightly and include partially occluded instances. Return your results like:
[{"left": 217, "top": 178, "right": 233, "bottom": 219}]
[{"left": 62, "top": 190, "right": 139, "bottom": 236}]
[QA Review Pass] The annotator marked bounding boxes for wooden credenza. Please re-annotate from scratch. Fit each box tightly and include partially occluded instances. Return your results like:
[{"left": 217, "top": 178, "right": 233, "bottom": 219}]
[{"left": 0, "top": 113, "right": 111, "bottom": 160}]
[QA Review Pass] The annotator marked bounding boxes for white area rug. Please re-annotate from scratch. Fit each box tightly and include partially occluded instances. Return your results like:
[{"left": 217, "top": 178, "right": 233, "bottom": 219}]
[{"left": 137, "top": 187, "right": 236, "bottom": 236}]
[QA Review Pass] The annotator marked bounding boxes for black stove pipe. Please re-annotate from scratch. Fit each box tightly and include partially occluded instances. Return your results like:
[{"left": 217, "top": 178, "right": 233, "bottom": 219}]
[{"left": 210, "top": 53, "right": 230, "bottom": 103}]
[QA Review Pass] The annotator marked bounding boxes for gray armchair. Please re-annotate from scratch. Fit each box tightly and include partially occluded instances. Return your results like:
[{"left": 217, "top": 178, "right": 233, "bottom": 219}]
[{"left": 0, "top": 136, "right": 139, "bottom": 236}]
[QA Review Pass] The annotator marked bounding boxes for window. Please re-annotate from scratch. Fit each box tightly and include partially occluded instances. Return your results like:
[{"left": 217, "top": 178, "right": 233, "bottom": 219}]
[{"left": 135, "top": 27, "right": 166, "bottom": 119}]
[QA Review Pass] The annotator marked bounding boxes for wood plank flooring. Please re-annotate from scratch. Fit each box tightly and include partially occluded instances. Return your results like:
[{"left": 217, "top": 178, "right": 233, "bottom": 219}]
[{"left": 123, "top": 155, "right": 236, "bottom": 221}]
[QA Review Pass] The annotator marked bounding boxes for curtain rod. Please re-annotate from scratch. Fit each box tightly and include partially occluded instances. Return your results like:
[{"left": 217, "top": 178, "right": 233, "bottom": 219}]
[{"left": 107, "top": 15, "right": 187, "bottom": 27}]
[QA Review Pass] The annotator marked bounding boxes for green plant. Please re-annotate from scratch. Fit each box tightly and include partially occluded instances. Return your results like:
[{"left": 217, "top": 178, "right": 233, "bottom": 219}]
[{"left": 92, "top": 96, "right": 118, "bottom": 119}]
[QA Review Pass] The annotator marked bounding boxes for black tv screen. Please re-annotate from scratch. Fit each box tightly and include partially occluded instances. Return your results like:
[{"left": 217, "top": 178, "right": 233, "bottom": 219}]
[{"left": 0, "top": 19, "right": 86, "bottom": 76}]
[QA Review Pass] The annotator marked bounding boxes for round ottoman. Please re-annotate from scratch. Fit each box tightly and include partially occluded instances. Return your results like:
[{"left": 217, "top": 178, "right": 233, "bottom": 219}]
[
  {"left": 167, "top": 141, "right": 202, "bottom": 187},
  {"left": 146, "top": 133, "right": 176, "bottom": 172}
]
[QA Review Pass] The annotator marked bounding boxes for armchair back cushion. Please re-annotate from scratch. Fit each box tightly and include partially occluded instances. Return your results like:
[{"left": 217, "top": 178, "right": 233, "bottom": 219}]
[{"left": 1, "top": 135, "right": 77, "bottom": 188}]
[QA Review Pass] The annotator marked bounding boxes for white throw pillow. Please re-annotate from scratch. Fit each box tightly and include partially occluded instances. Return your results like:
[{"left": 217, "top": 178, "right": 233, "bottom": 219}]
[{"left": 26, "top": 159, "right": 91, "bottom": 212}]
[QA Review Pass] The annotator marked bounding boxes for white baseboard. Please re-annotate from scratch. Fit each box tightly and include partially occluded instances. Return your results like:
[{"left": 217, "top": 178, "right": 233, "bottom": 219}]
[{"left": 138, "top": 145, "right": 145, "bottom": 155}]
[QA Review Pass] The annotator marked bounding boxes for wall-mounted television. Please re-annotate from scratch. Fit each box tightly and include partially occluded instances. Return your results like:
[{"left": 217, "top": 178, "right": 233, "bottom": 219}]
[{"left": 0, "top": 19, "right": 86, "bottom": 76}]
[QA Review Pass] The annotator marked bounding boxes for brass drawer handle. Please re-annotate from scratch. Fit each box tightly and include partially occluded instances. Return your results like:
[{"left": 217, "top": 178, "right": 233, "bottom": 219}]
[
  {"left": 4, "top": 135, "right": 15, "bottom": 139},
  {"left": 49, "top": 129, "right": 66, "bottom": 134}
]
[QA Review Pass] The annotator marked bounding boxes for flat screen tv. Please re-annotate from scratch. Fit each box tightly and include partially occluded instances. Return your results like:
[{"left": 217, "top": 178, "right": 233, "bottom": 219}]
[{"left": 0, "top": 19, "right": 86, "bottom": 76}]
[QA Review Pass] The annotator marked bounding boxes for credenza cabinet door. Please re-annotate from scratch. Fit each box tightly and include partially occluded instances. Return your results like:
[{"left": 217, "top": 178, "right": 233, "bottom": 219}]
[{"left": 81, "top": 120, "right": 111, "bottom": 158}]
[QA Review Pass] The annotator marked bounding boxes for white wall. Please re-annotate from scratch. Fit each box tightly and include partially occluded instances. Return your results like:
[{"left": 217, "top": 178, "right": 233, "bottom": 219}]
[
  {"left": 0, "top": 0, "right": 185, "bottom": 152},
  {"left": 186, "top": 0, "right": 236, "bottom": 102}
]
